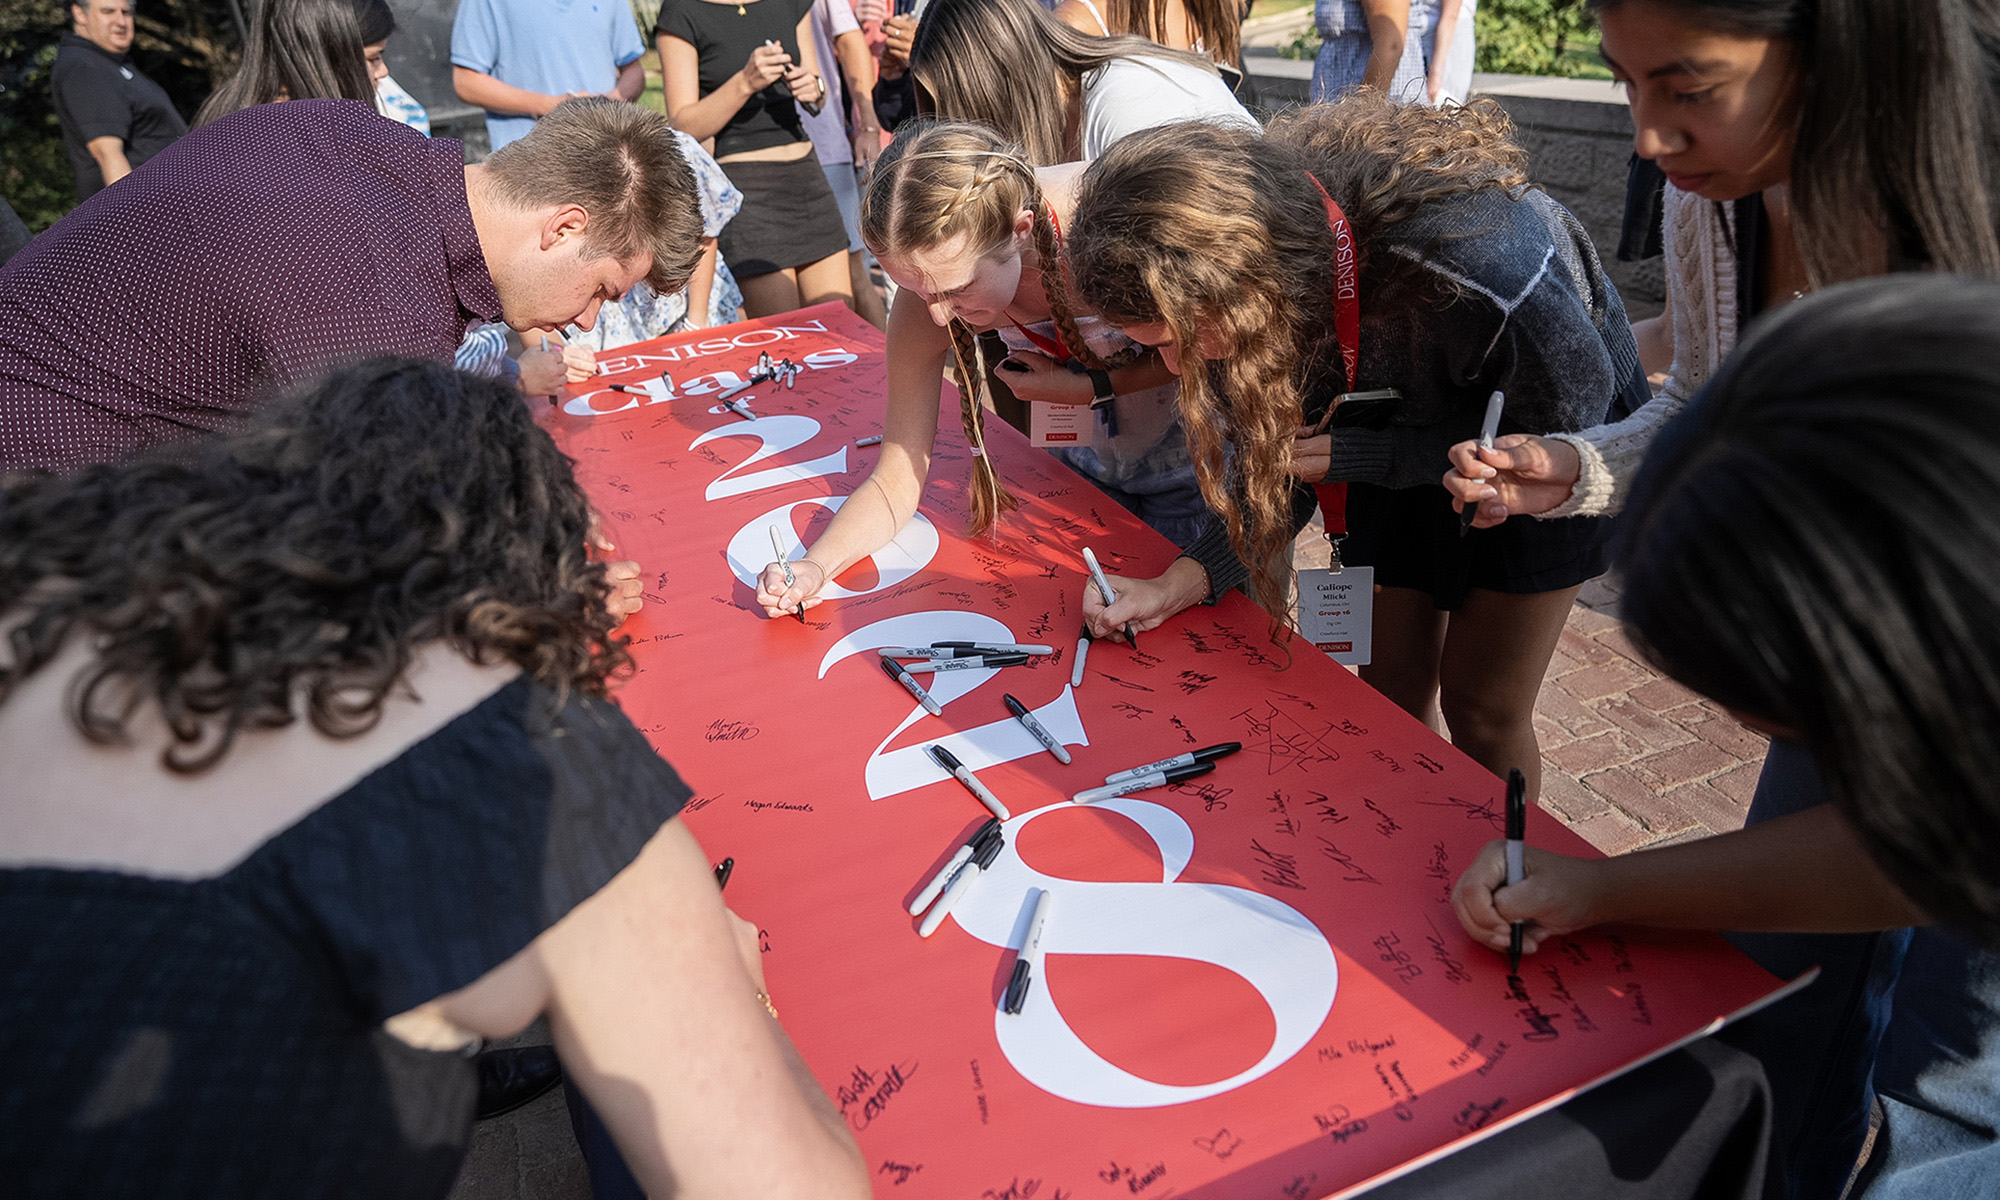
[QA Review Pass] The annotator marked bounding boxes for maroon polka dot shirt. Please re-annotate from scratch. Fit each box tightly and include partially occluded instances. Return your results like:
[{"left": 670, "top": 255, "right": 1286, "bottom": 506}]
[{"left": 0, "top": 98, "right": 504, "bottom": 473}]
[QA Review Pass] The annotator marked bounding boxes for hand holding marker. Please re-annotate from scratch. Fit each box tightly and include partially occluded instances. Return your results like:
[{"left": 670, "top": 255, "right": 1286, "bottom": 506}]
[
  {"left": 1082, "top": 547, "right": 1138, "bottom": 651},
  {"left": 1460, "top": 390, "right": 1505, "bottom": 537},
  {"left": 767, "top": 524, "right": 806, "bottom": 623}
]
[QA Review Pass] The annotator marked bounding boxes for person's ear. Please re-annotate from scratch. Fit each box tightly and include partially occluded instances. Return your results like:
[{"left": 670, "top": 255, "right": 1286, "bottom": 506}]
[
  {"left": 1013, "top": 208, "right": 1035, "bottom": 244},
  {"left": 541, "top": 204, "right": 591, "bottom": 252}
]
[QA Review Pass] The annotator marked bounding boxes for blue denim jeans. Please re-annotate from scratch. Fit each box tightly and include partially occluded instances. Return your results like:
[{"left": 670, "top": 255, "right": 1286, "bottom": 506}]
[
  {"left": 1851, "top": 927, "right": 2000, "bottom": 1198},
  {"left": 1721, "top": 741, "right": 1912, "bottom": 1200},
  {"left": 1721, "top": 741, "right": 2000, "bottom": 1200}
]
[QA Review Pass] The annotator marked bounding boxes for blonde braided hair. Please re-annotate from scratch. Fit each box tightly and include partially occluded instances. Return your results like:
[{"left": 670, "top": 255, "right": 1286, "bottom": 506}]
[{"left": 862, "top": 120, "right": 1116, "bottom": 535}]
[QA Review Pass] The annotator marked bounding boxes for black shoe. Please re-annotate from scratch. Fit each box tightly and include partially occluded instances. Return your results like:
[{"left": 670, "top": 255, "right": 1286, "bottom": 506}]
[{"left": 474, "top": 1046, "right": 563, "bottom": 1120}]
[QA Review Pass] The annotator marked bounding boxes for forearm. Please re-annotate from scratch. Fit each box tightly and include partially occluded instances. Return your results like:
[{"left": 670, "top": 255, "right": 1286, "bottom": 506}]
[
  {"left": 1359, "top": 0, "right": 1408, "bottom": 90},
  {"left": 834, "top": 34, "right": 874, "bottom": 118},
  {"left": 1107, "top": 350, "right": 1174, "bottom": 395},
  {"left": 1429, "top": 0, "right": 1462, "bottom": 78},
  {"left": 454, "top": 66, "right": 559, "bottom": 116},
  {"left": 684, "top": 240, "right": 718, "bottom": 327},
  {"left": 613, "top": 59, "right": 646, "bottom": 101},
  {"left": 668, "top": 75, "right": 757, "bottom": 141},
  {"left": 86, "top": 137, "right": 132, "bottom": 185},
  {"left": 1579, "top": 808, "right": 1930, "bottom": 934}
]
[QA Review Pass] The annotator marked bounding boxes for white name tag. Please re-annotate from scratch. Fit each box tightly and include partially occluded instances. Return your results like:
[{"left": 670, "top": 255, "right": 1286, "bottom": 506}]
[
  {"left": 1028, "top": 401, "right": 1091, "bottom": 448},
  {"left": 1296, "top": 566, "right": 1373, "bottom": 665}
]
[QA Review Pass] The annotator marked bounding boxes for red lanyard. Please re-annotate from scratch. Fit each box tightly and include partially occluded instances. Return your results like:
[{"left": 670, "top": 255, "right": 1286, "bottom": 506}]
[
  {"left": 1304, "top": 171, "right": 1360, "bottom": 539},
  {"left": 1011, "top": 204, "right": 1084, "bottom": 366}
]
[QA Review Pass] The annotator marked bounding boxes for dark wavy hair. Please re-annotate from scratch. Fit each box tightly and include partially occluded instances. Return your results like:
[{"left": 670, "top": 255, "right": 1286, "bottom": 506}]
[
  {"left": 0, "top": 359, "right": 629, "bottom": 773},
  {"left": 1619, "top": 274, "right": 2000, "bottom": 944}
]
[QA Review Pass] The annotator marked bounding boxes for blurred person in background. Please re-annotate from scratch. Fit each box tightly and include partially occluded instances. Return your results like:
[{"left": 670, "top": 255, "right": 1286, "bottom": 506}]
[
  {"left": 50, "top": 0, "right": 187, "bottom": 199},
  {"left": 451, "top": 0, "right": 648, "bottom": 151}
]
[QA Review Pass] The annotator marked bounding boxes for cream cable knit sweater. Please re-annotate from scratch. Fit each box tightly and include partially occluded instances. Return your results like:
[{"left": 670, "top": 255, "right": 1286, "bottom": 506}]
[{"left": 1539, "top": 184, "right": 1739, "bottom": 518}]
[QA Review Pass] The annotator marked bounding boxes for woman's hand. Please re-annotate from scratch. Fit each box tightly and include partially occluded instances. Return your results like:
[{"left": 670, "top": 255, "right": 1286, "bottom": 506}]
[
  {"left": 1443, "top": 434, "right": 1583, "bottom": 528},
  {"left": 1450, "top": 841, "right": 1606, "bottom": 959},
  {"left": 783, "top": 64, "right": 824, "bottom": 106},
  {"left": 739, "top": 42, "right": 793, "bottom": 92},
  {"left": 1290, "top": 428, "right": 1333, "bottom": 483},
  {"left": 563, "top": 342, "right": 599, "bottom": 385},
  {"left": 755, "top": 557, "right": 829, "bottom": 619},
  {"left": 997, "top": 352, "right": 1093, "bottom": 405},
  {"left": 1082, "top": 559, "right": 1209, "bottom": 641},
  {"left": 881, "top": 14, "right": 917, "bottom": 69}
]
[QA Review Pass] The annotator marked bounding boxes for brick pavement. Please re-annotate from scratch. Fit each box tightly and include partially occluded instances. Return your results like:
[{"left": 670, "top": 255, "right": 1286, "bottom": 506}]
[{"left": 447, "top": 538, "right": 1767, "bottom": 1200}]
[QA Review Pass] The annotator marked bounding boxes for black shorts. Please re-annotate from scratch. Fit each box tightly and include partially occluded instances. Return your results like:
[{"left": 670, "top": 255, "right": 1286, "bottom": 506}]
[
  {"left": 716, "top": 154, "right": 851, "bottom": 279},
  {"left": 1339, "top": 481, "right": 1616, "bottom": 611}
]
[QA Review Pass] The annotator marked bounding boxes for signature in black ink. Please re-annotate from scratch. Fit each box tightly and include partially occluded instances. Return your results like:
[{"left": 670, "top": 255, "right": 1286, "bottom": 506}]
[
  {"left": 1424, "top": 915, "right": 1474, "bottom": 985},
  {"left": 1250, "top": 838, "right": 1307, "bottom": 890},
  {"left": 1193, "top": 1128, "right": 1244, "bottom": 1160},
  {"left": 879, "top": 1162, "right": 925, "bottom": 1186},
  {"left": 705, "top": 718, "right": 761, "bottom": 742},
  {"left": 1412, "top": 751, "right": 1446, "bottom": 774},
  {"left": 1370, "top": 748, "right": 1405, "bottom": 774},
  {"left": 1455, "top": 1097, "right": 1507, "bottom": 1132},
  {"left": 1097, "top": 1161, "right": 1165, "bottom": 1193},
  {"left": 1282, "top": 1174, "right": 1319, "bottom": 1200},
  {"left": 1415, "top": 793, "right": 1505, "bottom": 829},
  {"left": 1364, "top": 797, "right": 1403, "bottom": 838},
  {"left": 1501, "top": 974, "right": 1563, "bottom": 1042},
  {"left": 835, "top": 1061, "right": 919, "bottom": 1130},
  {"left": 1235, "top": 700, "right": 1345, "bottom": 776},
  {"left": 1372, "top": 932, "right": 1422, "bottom": 984},
  {"left": 1170, "top": 780, "right": 1234, "bottom": 812},
  {"left": 1175, "top": 670, "right": 1217, "bottom": 695},
  {"left": 1168, "top": 715, "right": 1198, "bottom": 745},
  {"left": 1111, "top": 701, "right": 1154, "bottom": 720},
  {"left": 743, "top": 799, "right": 814, "bottom": 813},
  {"left": 1316, "top": 837, "right": 1382, "bottom": 885}
]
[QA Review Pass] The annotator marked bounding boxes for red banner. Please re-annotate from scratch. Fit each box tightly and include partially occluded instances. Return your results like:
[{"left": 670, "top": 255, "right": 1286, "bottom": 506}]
[{"left": 546, "top": 304, "right": 1794, "bottom": 1198}]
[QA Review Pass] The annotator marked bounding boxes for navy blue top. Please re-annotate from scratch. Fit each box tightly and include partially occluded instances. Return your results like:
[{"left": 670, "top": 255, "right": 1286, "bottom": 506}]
[{"left": 0, "top": 678, "right": 690, "bottom": 1199}]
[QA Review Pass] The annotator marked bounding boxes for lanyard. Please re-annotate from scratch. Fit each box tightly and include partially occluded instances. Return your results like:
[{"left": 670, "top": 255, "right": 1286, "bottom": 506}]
[{"left": 1303, "top": 171, "right": 1360, "bottom": 543}]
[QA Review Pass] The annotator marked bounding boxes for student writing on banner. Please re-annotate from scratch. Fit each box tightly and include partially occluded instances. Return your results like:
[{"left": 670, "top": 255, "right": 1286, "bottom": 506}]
[
  {"left": 1437, "top": 2, "right": 2000, "bottom": 1193},
  {"left": 1063, "top": 100, "right": 1649, "bottom": 805}
]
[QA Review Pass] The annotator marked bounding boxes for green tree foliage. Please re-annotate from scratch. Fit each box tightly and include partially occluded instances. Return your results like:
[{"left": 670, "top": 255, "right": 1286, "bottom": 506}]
[
  {"left": 1, "top": 0, "right": 244, "bottom": 233},
  {"left": 1474, "top": 0, "right": 1594, "bottom": 76}
]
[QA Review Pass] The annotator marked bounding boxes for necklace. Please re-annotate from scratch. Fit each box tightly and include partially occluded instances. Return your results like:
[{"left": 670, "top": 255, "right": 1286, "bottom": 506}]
[{"left": 736, "top": 3, "right": 746, "bottom": 11}]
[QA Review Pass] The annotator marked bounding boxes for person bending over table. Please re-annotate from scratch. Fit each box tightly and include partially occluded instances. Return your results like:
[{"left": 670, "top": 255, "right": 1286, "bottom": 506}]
[
  {"left": 0, "top": 359, "right": 870, "bottom": 1200},
  {"left": 1450, "top": 275, "right": 2000, "bottom": 1195},
  {"left": 1434, "top": 4, "right": 2000, "bottom": 1193},
  {"left": 1063, "top": 101, "right": 1650, "bottom": 805},
  {"left": 750, "top": 120, "right": 1213, "bottom": 621},
  {"left": 0, "top": 96, "right": 701, "bottom": 621}
]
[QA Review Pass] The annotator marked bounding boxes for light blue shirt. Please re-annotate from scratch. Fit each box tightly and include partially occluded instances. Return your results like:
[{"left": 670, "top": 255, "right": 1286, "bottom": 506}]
[{"left": 450, "top": 0, "right": 647, "bottom": 149}]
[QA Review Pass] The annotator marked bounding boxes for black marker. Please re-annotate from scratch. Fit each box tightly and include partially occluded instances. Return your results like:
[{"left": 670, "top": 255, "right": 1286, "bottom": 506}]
[
  {"left": 882, "top": 657, "right": 944, "bottom": 716},
  {"left": 918, "top": 822, "right": 1006, "bottom": 938},
  {"left": 713, "top": 856, "right": 734, "bottom": 890},
  {"left": 1003, "top": 693, "right": 1071, "bottom": 764},
  {"left": 1505, "top": 767, "right": 1527, "bottom": 975},
  {"left": 904, "top": 653, "right": 1030, "bottom": 673},
  {"left": 933, "top": 641, "right": 1056, "bottom": 656},
  {"left": 908, "top": 818, "right": 1002, "bottom": 916},
  {"left": 1102, "top": 742, "right": 1242, "bottom": 786},
  {"left": 609, "top": 383, "right": 643, "bottom": 394},
  {"left": 1003, "top": 888, "right": 1053, "bottom": 1015},
  {"left": 1071, "top": 760, "right": 1215, "bottom": 805},
  {"left": 927, "top": 744, "right": 1009, "bottom": 819}
]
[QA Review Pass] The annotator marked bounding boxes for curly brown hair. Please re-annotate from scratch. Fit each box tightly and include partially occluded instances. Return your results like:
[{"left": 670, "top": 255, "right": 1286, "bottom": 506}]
[
  {"left": 1067, "top": 94, "right": 1530, "bottom": 624},
  {"left": 0, "top": 359, "right": 630, "bottom": 773}
]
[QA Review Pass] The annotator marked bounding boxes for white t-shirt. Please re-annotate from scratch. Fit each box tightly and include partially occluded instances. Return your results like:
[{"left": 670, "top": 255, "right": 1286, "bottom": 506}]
[{"left": 1079, "top": 56, "right": 1257, "bottom": 160}]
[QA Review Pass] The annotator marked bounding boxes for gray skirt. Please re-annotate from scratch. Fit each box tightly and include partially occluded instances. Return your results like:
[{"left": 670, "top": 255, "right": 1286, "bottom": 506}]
[{"left": 717, "top": 155, "right": 852, "bottom": 278}]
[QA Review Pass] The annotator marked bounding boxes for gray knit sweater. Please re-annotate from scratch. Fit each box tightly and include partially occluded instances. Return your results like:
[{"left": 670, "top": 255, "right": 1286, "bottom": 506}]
[{"left": 1180, "top": 185, "right": 1652, "bottom": 598}]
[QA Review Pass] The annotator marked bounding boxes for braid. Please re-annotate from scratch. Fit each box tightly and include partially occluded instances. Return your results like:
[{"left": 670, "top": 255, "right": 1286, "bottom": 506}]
[
  {"left": 1033, "top": 204, "right": 1106, "bottom": 370},
  {"left": 1033, "top": 203, "right": 1149, "bottom": 372},
  {"left": 947, "top": 318, "right": 1018, "bottom": 536}
]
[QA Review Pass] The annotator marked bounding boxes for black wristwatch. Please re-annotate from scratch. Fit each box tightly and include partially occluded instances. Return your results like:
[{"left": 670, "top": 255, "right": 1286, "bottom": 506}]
[{"left": 1087, "top": 367, "right": 1115, "bottom": 406}]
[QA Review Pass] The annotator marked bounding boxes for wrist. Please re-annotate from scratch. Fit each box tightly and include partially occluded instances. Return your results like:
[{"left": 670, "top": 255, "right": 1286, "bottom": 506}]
[{"left": 1164, "top": 556, "right": 1213, "bottom": 610}]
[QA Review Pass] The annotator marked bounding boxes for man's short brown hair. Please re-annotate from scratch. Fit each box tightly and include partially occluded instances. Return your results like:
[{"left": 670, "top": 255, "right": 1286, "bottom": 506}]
[{"left": 484, "top": 97, "right": 704, "bottom": 294}]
